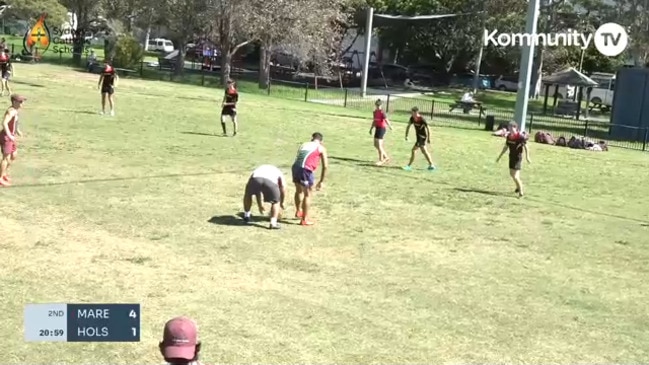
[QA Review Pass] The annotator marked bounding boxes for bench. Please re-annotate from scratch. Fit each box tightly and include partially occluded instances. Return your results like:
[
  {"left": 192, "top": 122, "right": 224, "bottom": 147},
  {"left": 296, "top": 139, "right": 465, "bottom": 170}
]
[
  {"left": 554, "top": 100, "right": 578, "bottom": 118},
  {"left": 449, "top": 100, "right": 486, "bottom": 116}
]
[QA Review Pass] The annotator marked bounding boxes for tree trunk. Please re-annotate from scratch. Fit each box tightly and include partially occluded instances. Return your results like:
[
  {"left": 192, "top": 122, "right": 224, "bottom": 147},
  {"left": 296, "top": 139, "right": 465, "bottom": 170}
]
[
  {"left": 529, "top": 46, "right": 544, "bottom": 99},
  {"left": 221, "top": 51, "right": 232, "bottom": 85},
  {"left": 175, "top": 43, "right": 185, "bottom": 75},
  {"left": 72, "top": 8, "right": 87, "bottom": 64},
  {"left": 258, "top": 43, "right": 272, "bottom": 89},
  {"left": 144, "top": 25, "right": 151, "bottom": 51}
]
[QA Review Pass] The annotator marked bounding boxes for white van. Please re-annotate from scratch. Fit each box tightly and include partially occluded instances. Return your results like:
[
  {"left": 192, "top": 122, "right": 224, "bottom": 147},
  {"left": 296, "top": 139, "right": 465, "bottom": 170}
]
[
  {"left": 589, "top": 73, "right": 615, "bottom": 112},
  {"left": 147, "top": 38, "right": 174, "bottom": 53}
]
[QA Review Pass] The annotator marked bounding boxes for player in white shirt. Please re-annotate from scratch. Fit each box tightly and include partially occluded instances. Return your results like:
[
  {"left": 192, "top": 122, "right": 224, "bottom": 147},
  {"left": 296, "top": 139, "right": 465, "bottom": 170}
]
[{"left": 243, "top": 164, "right": 287, "bottom": 229}]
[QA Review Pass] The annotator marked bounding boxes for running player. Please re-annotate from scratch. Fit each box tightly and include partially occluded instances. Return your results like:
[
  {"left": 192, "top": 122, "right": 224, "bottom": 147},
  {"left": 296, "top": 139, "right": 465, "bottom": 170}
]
[
  {"left": 0, "top": 49, "right": 13, "bottom": 96},
  {"left": 292, "top": 132, "right": 328, "bottom": 226},
  {"left": 0, "top": 94, "right": 26, "bottom": 186},
  {"left": 403, "top": 107, "right": 436, "bottom": 171},
  {"left": 242, "top": 164, "right": 287, "bottom": 229},
  {"left": 220, "top": 79, "right": 238, "bottom": 136},
  {"left": 98, "top": 64, "right": 118, "bottom": 116},
  {"left": 496, "top": 121, "right": 531, "bottom": 197},
  {"left": 369, "top": 99, "right": 393, "bottom": 165}
]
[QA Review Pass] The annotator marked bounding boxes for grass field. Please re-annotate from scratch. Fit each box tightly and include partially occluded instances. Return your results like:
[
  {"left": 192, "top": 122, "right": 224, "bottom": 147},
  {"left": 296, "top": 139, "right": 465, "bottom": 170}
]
[{"left": 2, "top": 63, "right": 649, "bottom": 364}]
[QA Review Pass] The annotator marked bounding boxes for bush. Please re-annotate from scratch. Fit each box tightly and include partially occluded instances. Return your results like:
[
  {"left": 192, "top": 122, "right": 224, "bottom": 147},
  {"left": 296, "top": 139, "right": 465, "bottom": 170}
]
[{"left": 112, "top": 35, "right": 144, "bottom": 69}]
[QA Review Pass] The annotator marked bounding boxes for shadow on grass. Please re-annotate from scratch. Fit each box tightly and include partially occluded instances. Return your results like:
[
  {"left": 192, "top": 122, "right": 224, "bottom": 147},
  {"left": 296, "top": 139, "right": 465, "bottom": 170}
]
[
  {"left": 358, "top": 162, "right": 402, "bottom": 170},
  {"left": 181, "top": 131, "right": 225, "bottom": 137},
  {"left": 12, "top": 80, "right": 46, "bottom": 88},
  {"left": 6, "top": 171, "right": 227, "bottom": 188},
  {"left": 454, "top": 187, "right": 510, "bottom": 197},
  {"left": 329, "top": 156, "right": 367, "bottom": 163},
  {"left": 207, "top": 213, "right": 268, "bottom": 229}
]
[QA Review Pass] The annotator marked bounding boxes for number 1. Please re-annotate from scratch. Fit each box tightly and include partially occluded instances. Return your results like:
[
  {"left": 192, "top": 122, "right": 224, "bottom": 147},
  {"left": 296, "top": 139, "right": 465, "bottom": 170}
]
[
  {"left": 129, "top": 310, "right": 137, "bottom": 318},
  {"left": 132, "top": 327, "right": 136, "bottom": 336}
]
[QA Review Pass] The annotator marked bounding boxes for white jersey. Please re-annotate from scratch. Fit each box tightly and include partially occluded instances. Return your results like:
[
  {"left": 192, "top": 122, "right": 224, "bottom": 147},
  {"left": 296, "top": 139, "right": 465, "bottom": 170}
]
[{"left": 251, "top": 165, "right": 285, "bottom": 187}]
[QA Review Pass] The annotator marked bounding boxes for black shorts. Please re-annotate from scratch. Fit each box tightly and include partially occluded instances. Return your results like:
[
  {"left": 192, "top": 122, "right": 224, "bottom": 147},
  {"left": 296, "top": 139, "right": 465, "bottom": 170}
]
[
  {"left": 373, "top": 127, "right": 386, "bottom": 139},
  {"left": 245, "top": 177, "right": 280, "bottom": 203},
  {"left": 101, "top": 86, "right": 114, "bottom": 94},
  {"left": 414, "top": 136, "right": 427, "bottom": 147},
  {"left": 2, "top": 71, "right": 10, "bottom": 80},
  {"left": 221, "top": 106, "right": 236, "bottom": 116},
  {"left": 509, "top": 155, "right": 522, "bottom": 170}
]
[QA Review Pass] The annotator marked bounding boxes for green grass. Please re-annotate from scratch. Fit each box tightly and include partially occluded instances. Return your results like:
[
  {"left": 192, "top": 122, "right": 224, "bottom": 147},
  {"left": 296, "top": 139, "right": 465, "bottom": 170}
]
[{"left": 2, "top": 63, "right": 649, "bottom": 364}]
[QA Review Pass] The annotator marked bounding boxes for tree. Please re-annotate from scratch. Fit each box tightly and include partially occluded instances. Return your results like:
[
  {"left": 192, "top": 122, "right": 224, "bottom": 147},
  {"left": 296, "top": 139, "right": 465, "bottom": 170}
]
[
  {"left": 207, "top": 0, "right": 255, "bottom": 84},
  {"left": 5, "top": 0, "right": 67, "bottom": 27},
  {"left": 249, "top": 0, "right": 351, "bottom": 89},
  {"left": 58, "top": 0, "right": 103, "bottom": 63},
  {"left": 158, "top": 0, "right": 211, "bottom": 75}
]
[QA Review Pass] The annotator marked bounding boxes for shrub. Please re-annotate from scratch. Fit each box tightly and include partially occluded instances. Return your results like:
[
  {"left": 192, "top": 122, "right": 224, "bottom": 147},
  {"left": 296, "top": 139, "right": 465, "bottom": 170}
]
[{"left": 112, "top": 34, "right": 144, "bottom": 69}]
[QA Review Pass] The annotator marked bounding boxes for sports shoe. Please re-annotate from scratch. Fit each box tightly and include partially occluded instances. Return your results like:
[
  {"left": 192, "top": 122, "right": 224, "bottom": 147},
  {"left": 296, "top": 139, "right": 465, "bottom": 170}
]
[
  {"left": 269, "top": 223, "right": 280, "bottom": 230},
  {"left": 427, "top": 165, "right": 436, "bottom": 171},
  {"left": 110, "top": 110, "right": 115, "bottom": 116},
  {"left": 99, "top": 111, "right": 104, "bottom": 115},
  {"left": 0, "top": 178, "right": 10, "bottom": 186},
  {"left": 515, "top": 188, "right": 520, "bottom": 193},
  {"left": 300, "top": 219, "right": 315, "bottom": 226},
  {"left": 233, "top": 132, "right": 237, "bottom": 137},
  {"left": 243, "top": 215, "right": 251, "bottom": 224},
  {"left": 402, "top": 165, "right": 412, "bottom": 171}
]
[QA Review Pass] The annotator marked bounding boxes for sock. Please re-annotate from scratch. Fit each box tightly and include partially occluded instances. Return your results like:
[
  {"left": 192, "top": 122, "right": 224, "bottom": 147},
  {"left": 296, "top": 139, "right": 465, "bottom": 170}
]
[
  {"left": 270, "top": 217, "right": 277, "bottom": 225},
  {"left": 244, "top": 211, "right": 251, "bottom": 218},
  {"left": 221, "top": 122, "right": 227, "bottom": 134}
]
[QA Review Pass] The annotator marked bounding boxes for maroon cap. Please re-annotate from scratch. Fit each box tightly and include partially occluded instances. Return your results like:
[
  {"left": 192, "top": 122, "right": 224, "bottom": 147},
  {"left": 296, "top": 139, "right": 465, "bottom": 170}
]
[{"left": 161, "top": 317, "right": 198, "bottom": 360}]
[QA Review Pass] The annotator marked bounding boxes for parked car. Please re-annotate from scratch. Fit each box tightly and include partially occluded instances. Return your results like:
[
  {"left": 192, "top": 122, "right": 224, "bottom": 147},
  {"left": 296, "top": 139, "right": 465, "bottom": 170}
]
[
  {"left": 494, "top": 75, "right": 518, "bottom": 91},
  {"left": 147, "top": 38, "right": 174, "bottom": 53}
]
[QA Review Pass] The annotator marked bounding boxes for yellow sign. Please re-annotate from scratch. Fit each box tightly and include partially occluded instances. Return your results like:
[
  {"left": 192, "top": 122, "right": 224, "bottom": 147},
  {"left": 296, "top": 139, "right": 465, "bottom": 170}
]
[{"left": 23, "top": 13, "right": 51, "bottom": 55}]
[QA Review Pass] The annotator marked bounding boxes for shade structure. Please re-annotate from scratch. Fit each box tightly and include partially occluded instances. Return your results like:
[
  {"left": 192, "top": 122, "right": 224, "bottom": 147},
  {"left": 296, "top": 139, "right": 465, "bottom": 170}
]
[{"left": 542, "top": 67, "right": 598, "bottom": 87}]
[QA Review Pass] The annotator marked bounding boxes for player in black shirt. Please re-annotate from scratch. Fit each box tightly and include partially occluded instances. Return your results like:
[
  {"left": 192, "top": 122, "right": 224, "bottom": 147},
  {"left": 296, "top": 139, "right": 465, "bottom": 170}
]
[
  {"left": 98, "top": 64, "right": 118, "bottom": 116},
  {"left": 0, "top": 49, "right": 12, "bottom": 96},
  {"left": 403, "top": 107, "right": 436, "bottom": 171},
  {"left": 220, "top": 79, "right": 239, "bottom": 136},
  {"left": 496, "top": 121, "right": 531, "bottom": 197}
]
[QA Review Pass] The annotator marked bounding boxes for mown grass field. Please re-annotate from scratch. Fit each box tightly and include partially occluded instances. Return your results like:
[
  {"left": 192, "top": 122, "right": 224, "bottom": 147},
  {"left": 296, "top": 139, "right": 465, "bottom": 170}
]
[{"left": 2, "top": 63, "right": 649, "bottom": 364}]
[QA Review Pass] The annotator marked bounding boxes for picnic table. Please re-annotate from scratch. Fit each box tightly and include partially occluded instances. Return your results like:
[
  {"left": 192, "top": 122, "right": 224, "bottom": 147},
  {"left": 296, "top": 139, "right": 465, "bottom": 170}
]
[{"left": 449, "top": 100, "right": 486, "bottom": 116}]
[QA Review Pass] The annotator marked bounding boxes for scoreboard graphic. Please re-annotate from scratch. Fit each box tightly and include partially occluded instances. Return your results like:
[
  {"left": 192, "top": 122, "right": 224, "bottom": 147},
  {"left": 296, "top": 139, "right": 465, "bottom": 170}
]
[{"left": 24, "top": 303, "right": 140, "bottom": 342}]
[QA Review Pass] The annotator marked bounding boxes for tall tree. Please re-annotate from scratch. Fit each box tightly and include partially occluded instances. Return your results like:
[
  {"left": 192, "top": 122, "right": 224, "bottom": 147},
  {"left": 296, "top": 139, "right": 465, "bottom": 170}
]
[
  {"left": 5, "top": 0, "right": 67, "bottom": 28},
  {"left": 158, "top": 0, "right": 210, "bottom": 75},
  {"left": 58, "top": 0, "right": 102, "bottom": 63},
  {"left": 250, "top": 0, "right": 351, "bottom": 89}
]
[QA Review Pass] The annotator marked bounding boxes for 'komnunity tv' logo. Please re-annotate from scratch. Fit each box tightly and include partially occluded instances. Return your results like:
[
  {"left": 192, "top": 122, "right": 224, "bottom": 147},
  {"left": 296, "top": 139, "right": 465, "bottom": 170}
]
[{"left": 484, "top": 22, "right": 629, "bottom": 57}]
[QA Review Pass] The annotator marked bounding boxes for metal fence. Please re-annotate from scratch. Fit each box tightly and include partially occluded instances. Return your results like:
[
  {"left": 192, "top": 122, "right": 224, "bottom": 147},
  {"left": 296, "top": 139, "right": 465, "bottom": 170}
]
[{"left": 25, "top": 52, "right": 649, "bottom": 152}]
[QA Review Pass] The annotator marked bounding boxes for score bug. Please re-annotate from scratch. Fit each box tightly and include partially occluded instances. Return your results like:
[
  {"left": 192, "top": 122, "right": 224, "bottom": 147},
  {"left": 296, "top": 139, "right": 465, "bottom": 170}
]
[{"left": 39, "top": 329, "right": 65, "bottom": 337}]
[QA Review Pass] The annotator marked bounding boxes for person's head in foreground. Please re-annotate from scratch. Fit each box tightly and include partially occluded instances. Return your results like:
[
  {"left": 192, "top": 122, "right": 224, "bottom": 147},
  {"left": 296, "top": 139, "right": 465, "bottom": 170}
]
[
  {"left": 159, "top": 316, "right": 201, "bottom": 365},
  {"left": 311, "top": 132, "right": 323, "bottom": 143},
  {"left": 411, "top": 106, "right": 419, "bottom": 117},
  {"left": 11, "top": 94, "right": 26, "bottom": 109},
  {"left": 374, "top": 99, "right": 382, "bottom": 109},
  {"left": 226, "top": 79, "right": 236, "bottom": 90}
]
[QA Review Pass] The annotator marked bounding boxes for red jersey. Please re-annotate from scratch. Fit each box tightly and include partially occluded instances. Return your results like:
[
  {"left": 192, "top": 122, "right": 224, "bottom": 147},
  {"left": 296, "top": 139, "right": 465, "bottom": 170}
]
[
  {"left": 0, "top": 109, "right": 17, "bottom": 136},
  {"left": 373, "top": 109, "right": 387, "bottom": 128}
]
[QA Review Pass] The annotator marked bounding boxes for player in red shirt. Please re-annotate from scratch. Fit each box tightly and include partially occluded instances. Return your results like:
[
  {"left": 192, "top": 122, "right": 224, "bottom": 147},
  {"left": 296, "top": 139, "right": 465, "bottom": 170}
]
[
  {"left": 0, "top": 94, "right": 26, "bottom": 186},
  {"left": 220, "top": 79, "right": 239, "bottom": 136},
  {"left": 98, "top": 63, "right": 118, "bottom": 116},
  {"left": 368, "top": 99, "right": 393, "bottom": 165},
  {"left": 496, "top": 121, "right": 531, "bottom": 197},
  {"left": 0, "top": 49, "right": 13, "bottom": 96}
]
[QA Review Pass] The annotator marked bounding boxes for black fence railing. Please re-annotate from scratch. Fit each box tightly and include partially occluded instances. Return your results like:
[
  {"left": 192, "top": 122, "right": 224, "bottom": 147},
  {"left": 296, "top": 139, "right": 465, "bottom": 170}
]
[{"left": 20, "top": 52, "right": 649, "bottom": 152}]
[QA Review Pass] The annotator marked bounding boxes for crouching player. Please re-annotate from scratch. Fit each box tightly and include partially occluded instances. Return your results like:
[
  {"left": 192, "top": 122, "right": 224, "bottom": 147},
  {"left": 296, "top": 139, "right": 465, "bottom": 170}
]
[{"left": 243, "top": 164, "right": 286, "bottom": 229}]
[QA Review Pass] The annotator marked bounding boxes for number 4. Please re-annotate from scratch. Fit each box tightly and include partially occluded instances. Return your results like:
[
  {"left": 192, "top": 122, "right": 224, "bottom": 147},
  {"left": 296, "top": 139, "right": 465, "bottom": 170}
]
[{"left": 129, "top": 310, "right": 137, "bottom": 318}]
